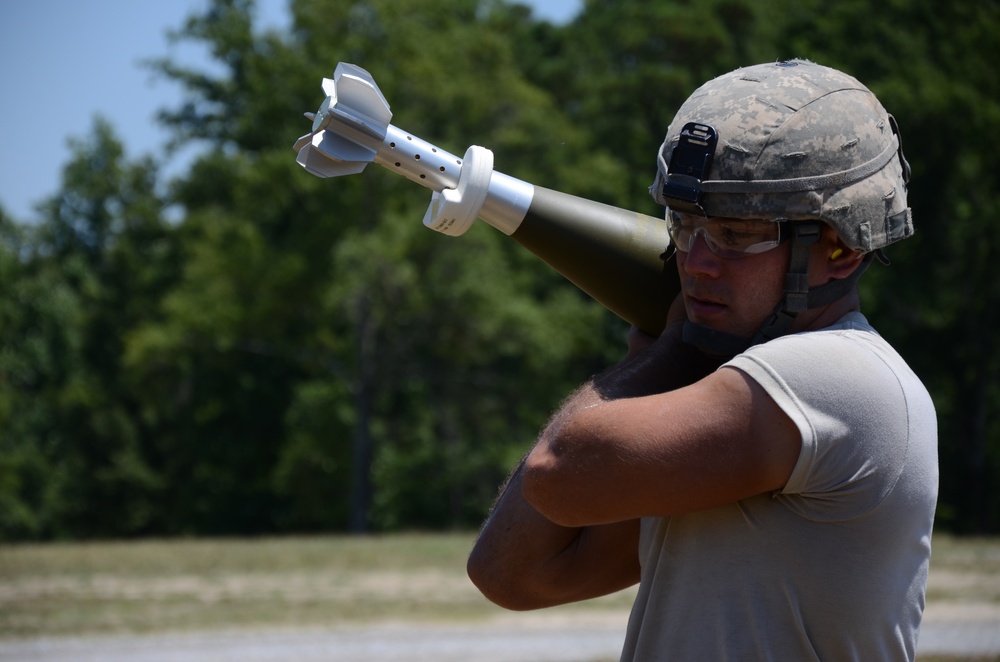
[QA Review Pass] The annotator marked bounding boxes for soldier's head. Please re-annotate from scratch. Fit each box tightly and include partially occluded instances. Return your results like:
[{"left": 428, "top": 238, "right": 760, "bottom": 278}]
[{"left": 650, "top": 60, "right": 913, "bottom": 353}]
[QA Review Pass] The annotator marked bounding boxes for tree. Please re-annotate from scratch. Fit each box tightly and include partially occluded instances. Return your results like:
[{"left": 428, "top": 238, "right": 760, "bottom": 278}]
[
  {"left": 524, "top": 0, "right": 768, "bottom": 213},
  {"left": 0, "top": 118, "right": 176, "bottom": 539},
  {"left": 129, "top": 0, "right": 618, "bottom": 533},
  {"left": 3, "top": 0, "right": 997, "bottom": 539},
  {"left": 0, "top": 207, "right": 82, "bottom": 539}
]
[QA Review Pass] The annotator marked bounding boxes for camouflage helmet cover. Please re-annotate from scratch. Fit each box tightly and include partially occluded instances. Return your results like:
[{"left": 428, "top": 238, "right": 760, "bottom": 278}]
[{"left": 650, "top": 60, "right": 914, "bottom": 252}]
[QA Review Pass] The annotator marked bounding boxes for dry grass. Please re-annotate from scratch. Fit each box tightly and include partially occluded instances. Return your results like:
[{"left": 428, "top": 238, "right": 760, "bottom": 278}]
[
  {"left": 0, "top": 533, "right": 634, "bottom": 638},
  {"left": 0, "top": 531, "right": 997, "bottom": 662},
  {"left": 926, "top": 535, "right": 1000, "bottom": 604}
]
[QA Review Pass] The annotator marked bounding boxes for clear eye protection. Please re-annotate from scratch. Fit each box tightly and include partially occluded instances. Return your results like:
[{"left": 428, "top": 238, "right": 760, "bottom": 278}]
[{"left": 667, "top": 210, "right": 785, "bottom": 259}]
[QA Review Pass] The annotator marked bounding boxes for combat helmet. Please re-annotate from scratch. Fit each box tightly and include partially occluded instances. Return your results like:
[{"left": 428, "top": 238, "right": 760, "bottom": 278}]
[{"left": 650, "top": 59, "right": 914, "bottom": 354}]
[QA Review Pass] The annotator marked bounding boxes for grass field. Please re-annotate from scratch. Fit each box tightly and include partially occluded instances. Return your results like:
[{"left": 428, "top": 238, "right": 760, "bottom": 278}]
[
  {"left": 0, "top": 532, "right": 634, "bottom": 638},
  {"left": 1, "top": 532, "right": 998, "bottom": 660}
]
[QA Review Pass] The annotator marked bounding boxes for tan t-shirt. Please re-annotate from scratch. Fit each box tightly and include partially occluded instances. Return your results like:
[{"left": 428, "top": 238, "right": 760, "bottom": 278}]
[{"left": 620, "top": 313, "right": 938, "bottom": 661}]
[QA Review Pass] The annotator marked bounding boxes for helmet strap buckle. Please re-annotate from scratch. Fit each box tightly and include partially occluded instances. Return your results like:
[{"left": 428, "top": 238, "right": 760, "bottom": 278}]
[{"left": 753, "top": 222, "right": 821, "bottom": 343}]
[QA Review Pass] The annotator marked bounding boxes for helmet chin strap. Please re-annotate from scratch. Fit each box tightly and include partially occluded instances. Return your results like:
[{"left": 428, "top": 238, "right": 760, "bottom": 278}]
[{"left": 681, "top": 222, "right": 875, "bottom": 358}]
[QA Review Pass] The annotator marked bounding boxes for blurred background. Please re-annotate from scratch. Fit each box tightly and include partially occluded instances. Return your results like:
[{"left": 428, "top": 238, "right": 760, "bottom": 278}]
[{"left": 0, "top": 0, "right": 997, "bottom": 542}]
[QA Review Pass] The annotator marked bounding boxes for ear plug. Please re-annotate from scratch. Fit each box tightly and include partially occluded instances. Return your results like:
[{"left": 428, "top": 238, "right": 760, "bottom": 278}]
[{"left": 830, "top": 249, "right": 844, "bottom": 261}]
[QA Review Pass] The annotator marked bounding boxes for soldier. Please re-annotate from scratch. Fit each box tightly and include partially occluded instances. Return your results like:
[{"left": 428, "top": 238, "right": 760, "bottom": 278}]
[{"left": 467, "top": 60, "right": 938, "bottom": 661}]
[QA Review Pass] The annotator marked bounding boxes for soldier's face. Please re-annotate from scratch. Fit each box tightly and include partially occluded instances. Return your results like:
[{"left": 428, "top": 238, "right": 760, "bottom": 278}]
[{"left": 676, "top": 231, "right": 791, "bottom": 340}]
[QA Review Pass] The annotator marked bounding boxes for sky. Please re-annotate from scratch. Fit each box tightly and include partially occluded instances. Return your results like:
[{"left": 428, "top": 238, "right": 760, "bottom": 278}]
[{"left": 0, "top": 0, "right": 582, "bottom": 222}]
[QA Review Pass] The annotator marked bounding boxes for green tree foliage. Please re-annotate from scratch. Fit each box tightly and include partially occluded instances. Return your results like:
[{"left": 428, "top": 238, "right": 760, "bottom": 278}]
[
  {"left": 1, "top": 0, "right": 997, "bottom": 538},
  {"left": 125, "top": 0, "right": 616, "bottom": 534},
  {"left": 0, "top": 119, "right": 176, "bottom": 538},
  {"left": 533, "top": 0, "right": 768, "bottom": 212},
  {"left": 0, "top": 209, "right": 80, "bottom": 538}
]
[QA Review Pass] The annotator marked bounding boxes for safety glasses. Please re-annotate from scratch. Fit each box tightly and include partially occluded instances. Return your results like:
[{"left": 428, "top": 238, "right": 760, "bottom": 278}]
[{"left": 667, "top": 210, "right": 785, "bottom": 259}]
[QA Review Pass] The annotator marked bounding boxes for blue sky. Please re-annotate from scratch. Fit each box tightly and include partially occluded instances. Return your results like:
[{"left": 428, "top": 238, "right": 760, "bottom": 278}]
[{"left": 0, "top": 0, "right": 581, "bottom": 222}]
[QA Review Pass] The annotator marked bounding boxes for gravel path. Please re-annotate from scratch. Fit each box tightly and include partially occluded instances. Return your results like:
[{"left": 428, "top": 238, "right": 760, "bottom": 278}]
[
  {"left": 2, "top": 624, "right": 619, "bottom": 662},
  {"left": 3, "top": 615, "right": 999, "bottom": 662}
]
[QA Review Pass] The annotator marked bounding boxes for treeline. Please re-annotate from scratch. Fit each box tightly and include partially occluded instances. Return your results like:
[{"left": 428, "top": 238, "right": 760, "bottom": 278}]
[{"left": 1, "top": 0, "right": 997, "bottom": 539}]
